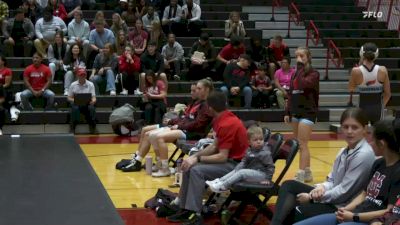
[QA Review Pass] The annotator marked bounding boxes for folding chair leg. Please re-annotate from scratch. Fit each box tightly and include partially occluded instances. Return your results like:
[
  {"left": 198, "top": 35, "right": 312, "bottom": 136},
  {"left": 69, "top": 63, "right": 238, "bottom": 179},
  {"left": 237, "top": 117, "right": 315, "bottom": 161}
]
[{"left": 168, "top": 146, "right": 180, "bottom": 165}]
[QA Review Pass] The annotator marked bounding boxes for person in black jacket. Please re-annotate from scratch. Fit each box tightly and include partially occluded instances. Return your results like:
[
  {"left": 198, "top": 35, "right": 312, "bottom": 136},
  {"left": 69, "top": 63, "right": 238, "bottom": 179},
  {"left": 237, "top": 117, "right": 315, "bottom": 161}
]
[
  {"left": 140, "top": 41, "right": 168, "bottom": 93},
  {"left": 220, "top": 54, "right": 252, "bottom": 108},
  {"left": 186, "top": 33, "right": 216, "bottom": 81}
]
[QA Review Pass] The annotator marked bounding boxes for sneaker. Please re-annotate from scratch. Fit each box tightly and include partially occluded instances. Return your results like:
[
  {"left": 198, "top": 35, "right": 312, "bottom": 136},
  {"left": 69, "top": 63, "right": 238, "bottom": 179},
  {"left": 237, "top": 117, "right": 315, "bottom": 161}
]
[
  {"left": 205, "top": 179, "right": 220, "bottom": 187},
  {"left": 152, "top": 168, "right": 171, "bottom": 177},
  {"left": 10, "top": 106, "right": 20, "bottom": 122},
  {"left": 208, "top": 181, "right": 227, "bottom": 193},
  {"left": 110, "top": 90, "right": 116, "bottom": 96},
  {"left": 173, "top": 74, "right": 181, "bottom": 80},
  {"left": 182, "top": 214, "right": 203, "bottom": 225},
  {"left": 0, "top": 129, "right": 3, "bottom": 135},
  {"left": 294, "top": 170, "right": 305, "bottom": 183},
  {"left": 304, "top": 168, "right": 313, "bottom": 183},
  {"left": 152, "top": 161, "right": 161, "bottom": 172},
  {"left": 170, "top": 197, "right": 180, "bottom": 206},
  {"left": 116, "top": 153, "right": 137, "bottom": 170},
  {"left": 121, "top": 159, "right": 142, "bottom": 172},
  {"left": 167, "top": 210, "right": 194, "bottom": 223},
  {"left": 134, "top": 88, "right": 143, "bottom": 95},
  {"left": 64, "top": 89, "right": 68, "bottom": 96},
  {"left": 120, "top": 89, "right": 128, "bottom": 95}
]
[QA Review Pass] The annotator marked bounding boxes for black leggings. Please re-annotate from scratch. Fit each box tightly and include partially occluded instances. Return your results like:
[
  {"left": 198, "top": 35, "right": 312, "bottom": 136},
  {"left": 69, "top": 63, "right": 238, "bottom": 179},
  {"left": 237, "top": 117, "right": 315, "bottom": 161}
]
[
  {"left": 143, "top": 101, "right": 166, "bottom": 125},
  {"left": 270, "top": 180, "right": 338, "bottom": 225}
]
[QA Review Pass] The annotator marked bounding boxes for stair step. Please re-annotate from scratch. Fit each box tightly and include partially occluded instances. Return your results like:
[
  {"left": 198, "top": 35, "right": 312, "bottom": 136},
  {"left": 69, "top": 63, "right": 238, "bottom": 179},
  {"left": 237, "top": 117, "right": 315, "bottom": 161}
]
[
  {"left": 249, "top": 13, "right": 289, "bottom": 21},
  {"left": 242, "top": 6, "right": 289, "bottom": 14},
  {"left": 263, "top": 30, "right": 307, "bottom": 39},
  {"left": 255, "top": 21, "right": 305, "bottom": 30}
]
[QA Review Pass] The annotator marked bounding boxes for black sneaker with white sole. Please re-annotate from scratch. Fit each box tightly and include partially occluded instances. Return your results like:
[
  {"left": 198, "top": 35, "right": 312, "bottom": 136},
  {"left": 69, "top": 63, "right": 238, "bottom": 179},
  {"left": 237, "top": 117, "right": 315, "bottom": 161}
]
[
  {"left": 167, "top": 209, "right": 194, "bottom": 223},
  {"left": 121, "top": 159, "right": 142, "bottom": 172},
  {"left": 115, "top": 159, "right": 132, "bottom": 170}
]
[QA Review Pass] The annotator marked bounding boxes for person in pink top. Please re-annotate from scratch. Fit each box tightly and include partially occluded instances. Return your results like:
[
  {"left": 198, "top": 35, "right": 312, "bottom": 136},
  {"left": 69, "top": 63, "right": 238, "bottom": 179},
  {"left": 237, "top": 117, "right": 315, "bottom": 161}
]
[
  {"left": 273, "top": 57, "right": 295, "bottom": 108},
  {"left": 142, "top": 70, "right": 167, "bottom": 125},
  {"left": 20, "top": 52, "right": 55, "bottom": 111}
]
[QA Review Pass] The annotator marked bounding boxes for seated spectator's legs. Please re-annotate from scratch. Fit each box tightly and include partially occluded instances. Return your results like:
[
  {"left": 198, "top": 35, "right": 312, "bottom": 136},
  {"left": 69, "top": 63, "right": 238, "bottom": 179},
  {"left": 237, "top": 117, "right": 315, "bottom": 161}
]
[
  {"left": 23, "top": 40, "right": 34, "bottom": 57},
  {"left": 242, "top": 86, "right": 252, "bottom": 108},
  {"left": 34, "top": 39, "right": 50, "bottom": 57},
  {"left": 4, "top": 39, "right": 14, "bottom": 57},
  {"left": 275, "top": 89, "right": 286, "bottom": 109},
  {"left": 70, "top": 103, "right": 81, "bottom": 126},
  {"left": 220, "top": 85, "right": 230, "bottom": 104},
  {"left": 82, "top": 104, "right": 96, "bottom": 128},
  {"left": 219, "top": 169, "right": 266, "bottom": 188},
  {"left": 90, "top": 74, "right": 102, "bottom": 95},
  {"left": 49, "top": 62, "right": 58, "bottom": 81},
  {"left": 105, "top": 69, "right": 116, "bottom": 93},
  {"left": 20, "top": 89, "right": 34, "bottom": 110},
  {"left": 144, "top": 102, "right": 154, "bottom": 124},
  {"left": 144, "top": 101, "right": 166, "bottom": 124},
  {"left": 252, "top": 89, "right": 271, "bottom": 108},
  {"left": 187, "top": 64, "right": 212, "bottom": 81},
  {"left": 43, "top": 89, "right": 55, "bottom": 110},
  {"left": 0, "top": 99, "right": 5, "bottom": 131},
  {"left": 179, "top": 163, "right": 236, "bottom": 213},
  {"left": 121, "top": 72, "right": 139, "bottom": 94},
  {"left": 136, "top": 124, "right": 160, "bottom": 157},
  {"left": 64, "top": 71, "right": 75, "bottom": 95},
  {"left": 269, "top": 63, "right": 277, "bottom": 79}
]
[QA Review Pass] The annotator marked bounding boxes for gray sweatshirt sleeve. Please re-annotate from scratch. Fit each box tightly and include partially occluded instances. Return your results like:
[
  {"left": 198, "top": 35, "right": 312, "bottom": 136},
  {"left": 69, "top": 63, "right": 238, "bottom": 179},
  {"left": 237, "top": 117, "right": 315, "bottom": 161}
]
[
  {"left": 234, "top": 149, "right": 249, "bottom": 170},
  {"left": 47, "top": 45, "right": 56, "bottom": 64},
  {"left": 174, "top": 43, "right": 184, "bottom": 61},
  {"left": 35, "top": 19, "right": 44, "bottom": 39},
  {"left": 320, "top": 146, "right": 375, "bottom": 204},
  {"left": 259, "top": 147, "right": 275, "bottom": 181}
]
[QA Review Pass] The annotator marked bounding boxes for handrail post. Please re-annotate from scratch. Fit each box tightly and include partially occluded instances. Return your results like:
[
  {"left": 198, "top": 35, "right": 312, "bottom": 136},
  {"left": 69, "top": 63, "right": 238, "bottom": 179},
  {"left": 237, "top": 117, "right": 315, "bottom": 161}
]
[
  {"left": 287, "top": 5, "right": 291, "bottom": 38},
  {"left": 271, "top": 0, "right": 276, "bottom": 21},
  {"left": 387, "top": 0, "right": 394, "bottom": 27},
  {"left": 306, "top": 22, "right": 309, "bottom": 47},
  {"left": 325, "top": 43, "right": 329, "bottom": 80}
]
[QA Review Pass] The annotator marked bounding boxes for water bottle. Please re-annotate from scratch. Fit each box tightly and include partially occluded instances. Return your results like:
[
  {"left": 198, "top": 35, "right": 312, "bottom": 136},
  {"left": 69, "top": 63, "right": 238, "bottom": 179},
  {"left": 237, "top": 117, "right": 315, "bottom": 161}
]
[{"left": 145, "top": 156, "right": 152, "bottom": 175}]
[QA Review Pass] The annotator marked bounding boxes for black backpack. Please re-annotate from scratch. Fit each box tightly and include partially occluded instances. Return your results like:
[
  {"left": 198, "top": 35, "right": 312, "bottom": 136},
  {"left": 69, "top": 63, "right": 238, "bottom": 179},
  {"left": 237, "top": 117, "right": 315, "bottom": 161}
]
[{"left": 144, "top": 188, "right": 179, "bottom": 217}]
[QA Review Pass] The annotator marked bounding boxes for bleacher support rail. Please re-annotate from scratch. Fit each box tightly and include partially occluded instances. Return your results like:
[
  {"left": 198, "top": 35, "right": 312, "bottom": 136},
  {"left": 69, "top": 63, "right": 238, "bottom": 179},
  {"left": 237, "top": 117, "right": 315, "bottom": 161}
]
[
  {"left": 325, "top": 40, "right": 343, "bottom": 80},
  {"left": 287, "top": 2, "right": 300, "bottom": 38},
  {"left": 306, "top": 20, "right": 320, "bottom": 47}
]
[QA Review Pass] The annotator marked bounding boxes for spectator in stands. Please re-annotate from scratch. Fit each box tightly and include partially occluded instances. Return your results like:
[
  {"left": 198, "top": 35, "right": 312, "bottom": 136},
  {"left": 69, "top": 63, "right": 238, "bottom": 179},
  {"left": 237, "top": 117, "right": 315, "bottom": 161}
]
[
  {"left": 142, "top": 5, "right": 160, "bottom": 31},
  {"left": 247, "top": 37, "right": 267, "bottom": 65},
  {"left": 215, "top": 35, "right": 246, "bottom": 80},
  {"left": 62, "top": 0, "right": 81, "bottom": 21},
  {"left": 187, "top": 32, "right": 216, "bottom": 81},
  {"left": 21, "top": 52, "right": 55, "bottom": 111},
  {"left": 161, "top": 0, "right": 182, "bottom": 35},
  {"left": 295, "top": 119, "right": 400, "bottom": 225},
  {"left": 128, "top": 18, "right": 148, "bottom": 56},
  {"left": 273, "top": 56, "right": 294, "bottom": 109},
  {"left": 110, "top": 13, "right": 129, "bottom": 37},
  {"left": 0, "top": 55, "right": 12, "bottom": 135},
  {"left": 115, "top": 0, "right": 129, "bottom": 16},
  {"left": 48, "top": 0, "right": 68, "bottom": 22},
  {"left": 21, "top": 0, "right": 43, "bottom": 24},
  {"left": 348, "top": 42, "right": 391, "bottom": 124},
  {"left": 117, "top": 45, "right": 141, "bottom": 95},
  {"left": 147, "top": 0, "right": 161, "bottom": 12},
  {"left": 68, "top": 68, "right": 97, "bottom": 134},
  {"left": 48, "top": 31, "right": 68, "bottom": 81},
  {"left": 135, "top": 0, "right": 148, "bottom": 18},
  {"left": 115, "top": 30, "right": 129, "bottom": 56},
  {"left": 225, "top": 11, "right": 246, "bottom": 41},
  {"left": 67, "top": 10, "right": 90, "bottom": 57},
  {"left": 63, "top": 43, "right": 86, "bottom": 96},
  {"left": 161, "top": 33, "right": 184, "bottom": 80},
  {"left": 140, "top": 41, "right": 167, "bottom": 92},
  {"left": 122, "top": 2, "right": 137, "bottom": 27},
  {"left": 117, "top": 78, "right": 213, "bottom": 175},
  {"left": 267, "top": 34, "right": 290, "bottom": 78},
  {"left": 284, "top": 47, "right": 319, "bottom": 183},
  {"left": 220, "top": 54, "right": 252, "bottom": 108},
  {"left": 88, "top": 19, "right": 115, "bottom": 68},
  {"left": 271, "top": 108, "right": 375, "bottom": 225},
  {"left": 148, "top": 21, "right": 165, "bottom": 50},
  {"left": 3, "top": 8, "right": 35, "bottom": 57},
  {"left": 0, "top": 0, "right": 8, "bottom": 26},
  {"left": 34, "top": 7, "right": 67, "bottom": 58},
  {"left": 180, "top": 0, "right": 203, "bottom": 37},
  {"left": 142, "top": 70, "right": 167, "bottom": 125},
  {"left": 90, "top": 43, "right": 118, "bottom": 95},
  {"left": 251, "top": 65, "right": 272, "bottom": 108},
  {"left": 36, "top": 0, "right": 48, "bottom": 9},
  {"left": 166, "top": 91, "right": 248, "bottom": 224},
  {"left": 89, "top": 11, "right": 109, "bottom": 30},
  {"left": 81, "top": 0, "right": 96, "bottom": 10}
]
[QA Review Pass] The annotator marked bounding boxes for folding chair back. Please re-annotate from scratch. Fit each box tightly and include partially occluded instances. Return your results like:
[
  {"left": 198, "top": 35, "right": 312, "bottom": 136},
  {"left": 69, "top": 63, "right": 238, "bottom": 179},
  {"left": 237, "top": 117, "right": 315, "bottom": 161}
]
[
  {"left": 263, "top": 127, "right": 271, "bottom": 142},
  {"left": 273, "top": 138, "right": 299, "bottom": 185},
  {"left": 267, "top": 133, "right": 284, "bottom": 161}
]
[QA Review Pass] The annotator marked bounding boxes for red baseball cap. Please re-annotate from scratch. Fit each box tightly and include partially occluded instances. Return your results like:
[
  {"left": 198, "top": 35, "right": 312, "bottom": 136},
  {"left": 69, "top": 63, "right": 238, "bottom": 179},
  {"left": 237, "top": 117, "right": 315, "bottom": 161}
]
[{"left": 76, "top": 68, "right": 87, "bottom": 77}]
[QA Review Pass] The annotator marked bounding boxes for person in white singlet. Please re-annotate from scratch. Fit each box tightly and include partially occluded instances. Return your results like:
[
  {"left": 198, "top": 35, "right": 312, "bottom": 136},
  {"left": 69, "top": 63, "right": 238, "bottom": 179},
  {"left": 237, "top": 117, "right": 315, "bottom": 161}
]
[{"left": 348, "top": 42, "right": 391, "bottom": 124}]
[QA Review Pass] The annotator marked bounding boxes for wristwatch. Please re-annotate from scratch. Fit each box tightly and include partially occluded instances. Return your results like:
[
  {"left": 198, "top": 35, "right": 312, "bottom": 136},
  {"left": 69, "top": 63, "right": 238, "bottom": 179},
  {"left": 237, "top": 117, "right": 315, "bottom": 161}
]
[{"left": 353, "top": 213, "right": 360, "bottom": 222}]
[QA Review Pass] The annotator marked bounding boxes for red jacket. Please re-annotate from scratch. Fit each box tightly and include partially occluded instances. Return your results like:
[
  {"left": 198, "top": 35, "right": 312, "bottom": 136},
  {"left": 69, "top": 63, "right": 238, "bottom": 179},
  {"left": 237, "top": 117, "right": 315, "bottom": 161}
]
[
  {"left": 52, "top": 4, "right": 68, "bottom": 21},
  {"left": 118, "top": 54, "right": 141, "bottom": 74}
]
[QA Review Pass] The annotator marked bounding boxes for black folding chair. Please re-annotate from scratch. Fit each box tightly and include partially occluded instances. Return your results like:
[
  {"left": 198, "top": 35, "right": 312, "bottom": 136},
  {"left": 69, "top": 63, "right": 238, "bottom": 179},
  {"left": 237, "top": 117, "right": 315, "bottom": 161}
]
[
  {"left": 267, "top": 133, "right": 284, "bottom": 161},
  {"left": 225, "top": 139, "right": 299, "bottom": 225}
]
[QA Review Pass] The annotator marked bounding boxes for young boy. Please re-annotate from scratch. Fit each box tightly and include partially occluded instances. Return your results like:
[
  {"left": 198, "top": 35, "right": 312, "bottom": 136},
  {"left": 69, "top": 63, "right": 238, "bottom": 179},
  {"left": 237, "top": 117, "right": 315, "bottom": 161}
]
[
  {"left": 251, "top": 66, "right": 273, "bottom": 108},
  {"left": 205, "top": 125, "right": 275, "bottom": 193}
]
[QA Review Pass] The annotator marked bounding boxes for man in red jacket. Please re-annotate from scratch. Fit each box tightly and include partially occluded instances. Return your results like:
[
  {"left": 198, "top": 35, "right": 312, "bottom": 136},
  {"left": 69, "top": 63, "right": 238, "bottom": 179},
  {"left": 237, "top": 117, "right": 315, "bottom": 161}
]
[
  {"left": 116, "top": 78, "right": 214, "bottom": 177},
  {"left": 117, "top": 45, "right": 141, "bottom": 95}
]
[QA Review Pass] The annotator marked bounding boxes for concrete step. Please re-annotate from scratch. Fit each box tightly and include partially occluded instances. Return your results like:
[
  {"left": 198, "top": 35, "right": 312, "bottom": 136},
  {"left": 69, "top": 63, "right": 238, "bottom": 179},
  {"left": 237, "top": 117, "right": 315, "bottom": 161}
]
[
  {"left": 328, "top": 108, "right": 394, "bottom": 122},
  {"left": 263, "top": 29, "right": 307, "bottom": 39},
  {"left": 319, "top": 81, "right": 348, "bottom": 92},
  {"left": 249, "top": 13, "right": 290, "bottom": 21},
  {"left": 290, "top": 58, "right": 344, "bottom": 68},
  {"left": 255, "top": 21, "right": 305, "bottom": 30},
  {"left": 242, "top": 6, "right": 289, "bottom": 14},
  {"left": 283, "top": 38, "right": 324, "bottom": 48},
  {"left": 289, "top": 48, "right": 327, "bottom": 57},
  {"left": 319, "top": 94, "right": 358, "bottom": 107},
  {"left": 318, "top": 69, "right": 349, "bottom": 80}
]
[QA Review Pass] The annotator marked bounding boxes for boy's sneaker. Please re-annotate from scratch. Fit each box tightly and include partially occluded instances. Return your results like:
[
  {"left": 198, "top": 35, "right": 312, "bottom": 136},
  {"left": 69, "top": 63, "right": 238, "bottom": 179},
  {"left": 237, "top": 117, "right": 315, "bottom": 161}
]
[
  {"left": 167, "top": 210, "right": 194, "bottom": 223},
  {"left": 110, "top": 90, "right": 116, "bottom": 96},
  {"left": 173, "top": 74, "right": 180, "bottom": 80},
  {"left": 64, "top": 89, "right": 69, "bottom": 96},
  {"left": 208, "top": 181, "right": 227, "bottom": 193},
  {"left": 10, "top": 105, "right": 20, "bottom": 122},
  {"left": 134, "top": 89, "right": 143, "bottom": 95},
  {"left": 152, "top": 168, "right": 171, "bottom": 177},
  {"left": 205, "top": 179, "right": 220, "bottom": 187},
  {"left": 305, "top": 168, "right": 313, "bottom": 183},
  {"left": 294, "top": 170, "right": 305, "bottom": 183},
  {"left": 120, "top": 89, "right": 128, "bottom": 95},
  {"left": 121, "top": 159, "right": 142, "bottom": 172}
]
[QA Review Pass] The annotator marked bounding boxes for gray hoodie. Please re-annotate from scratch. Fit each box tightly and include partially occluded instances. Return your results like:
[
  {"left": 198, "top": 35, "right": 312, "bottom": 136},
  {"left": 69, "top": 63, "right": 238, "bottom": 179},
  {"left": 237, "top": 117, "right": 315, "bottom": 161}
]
[
  {"left": 67, "top": 19, "right": 90, "bottom": 41},
  {"left": 35, "top": 16, "right": 67, "bottom": 42},
  {"left": 235, "top": 144, "right": 275, "bottom": 181},
  {"left": 161, "top": 41, "right": 184, "bottom": 62},
  {"left": 318, "top": 138, "right": 376, "bottom": 206}
]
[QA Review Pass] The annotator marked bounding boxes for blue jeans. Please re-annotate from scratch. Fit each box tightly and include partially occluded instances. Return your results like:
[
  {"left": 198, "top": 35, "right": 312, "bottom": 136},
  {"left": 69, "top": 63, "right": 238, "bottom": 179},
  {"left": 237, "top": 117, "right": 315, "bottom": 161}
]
[
  {"left": 219, "top": 169, "right": 266, "bottom": 188},
  {"left": 20, "top": 89, "right": 55, "bottom": 110},
  {"left": 220, "top": 85, "right": 252, "bottom": 108},
  {"left": 293, "top": 213, "right": 368, "bottom": 225},
  {"left": 90, "top": 69, "right": 116, "bottom": 95}
]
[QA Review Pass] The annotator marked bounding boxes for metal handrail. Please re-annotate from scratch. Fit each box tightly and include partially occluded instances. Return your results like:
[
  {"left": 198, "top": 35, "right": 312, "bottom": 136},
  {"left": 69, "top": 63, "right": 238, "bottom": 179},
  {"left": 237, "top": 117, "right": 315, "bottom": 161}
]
[
  {"left": 306, "top": 20, "right": 320, "bottom": 47},
  {"left": 325, "top": 40, "right": 343, "bottom": 80},
  {"left": 287, "top": 2, "right": 300, "bottom": 38}
]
